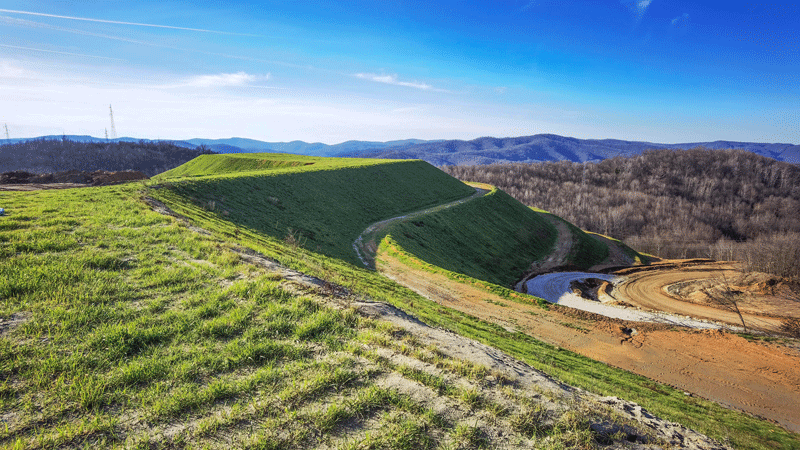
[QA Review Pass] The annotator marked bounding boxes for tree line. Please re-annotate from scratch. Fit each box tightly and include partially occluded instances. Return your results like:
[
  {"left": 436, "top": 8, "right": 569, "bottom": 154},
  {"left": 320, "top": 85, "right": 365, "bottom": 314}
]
[
  {"left": 0, "top": 138, "right": 214, "bottom": 177},
  {"left": 441, "top": 148, "right": 800, "bottom": 281}
]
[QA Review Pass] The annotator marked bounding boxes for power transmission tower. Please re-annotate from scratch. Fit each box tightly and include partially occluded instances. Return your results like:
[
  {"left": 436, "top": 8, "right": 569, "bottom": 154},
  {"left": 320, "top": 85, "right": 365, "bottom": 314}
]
[
  {"left": 108, "top": 105, "right": 117, "bottom": 139},
  {"left": 105, "top": 128, "right": 109, "bottom": 140},
  {"left": 3, "top": 123, "right": 9, "bottom": 140}
]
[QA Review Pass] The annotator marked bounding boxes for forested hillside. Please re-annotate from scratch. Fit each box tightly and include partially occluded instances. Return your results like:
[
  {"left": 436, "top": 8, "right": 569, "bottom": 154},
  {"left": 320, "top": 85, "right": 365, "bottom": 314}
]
[
  {"left": 0, "top": 138, "right": 214, "bottom": 177},
  {"left": 442, "top": 148, "right": 800, "bottom": 280}
]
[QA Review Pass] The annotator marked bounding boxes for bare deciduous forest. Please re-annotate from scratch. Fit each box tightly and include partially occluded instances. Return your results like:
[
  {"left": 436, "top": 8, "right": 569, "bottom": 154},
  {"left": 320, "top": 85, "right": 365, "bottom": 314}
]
[
  {"left": 441, "top": 148, "right": 800, "bottom": 281},
  {"left": 0, "top": 138, "right": 214, "bottom": 177}
]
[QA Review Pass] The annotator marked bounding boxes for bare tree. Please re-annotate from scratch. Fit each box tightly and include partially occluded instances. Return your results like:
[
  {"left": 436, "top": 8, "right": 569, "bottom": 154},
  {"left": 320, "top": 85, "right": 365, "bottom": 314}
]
[{"left": 701, "top": 274, "right": 748, "bottom": 333}]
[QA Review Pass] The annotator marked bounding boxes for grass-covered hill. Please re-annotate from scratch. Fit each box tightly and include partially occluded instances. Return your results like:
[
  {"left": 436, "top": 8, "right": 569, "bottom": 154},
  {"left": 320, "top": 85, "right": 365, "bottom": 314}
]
[
  {"left": 155, "top": 153, "right": 476, "bottom": 265},
  {"left": 2, "top": 155, "right": 797, "bottom": 449},
  {"left": 383, "top": 187, "right": 558, "bottom": 287}
]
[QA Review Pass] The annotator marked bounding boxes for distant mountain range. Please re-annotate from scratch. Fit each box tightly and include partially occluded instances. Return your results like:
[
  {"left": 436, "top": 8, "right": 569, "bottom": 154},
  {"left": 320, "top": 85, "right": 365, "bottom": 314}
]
[
  {"left": 336, "top": 134, "right": 800, "bottom": 165},
  {"left": 4, "top": 134, "right": 798, "bottom": 165},
  {"left": 184, "top": 137, "right": 432, "bottom": 157},
  {"left": 1, "top": 135, "right": 432, "bottom": 158}
]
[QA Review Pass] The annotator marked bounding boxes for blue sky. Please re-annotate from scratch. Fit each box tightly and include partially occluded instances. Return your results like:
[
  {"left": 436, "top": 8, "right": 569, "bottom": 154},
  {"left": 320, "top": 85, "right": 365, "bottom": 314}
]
[{"left": 1, "top": 1, "right": 797, "bottom": 144}]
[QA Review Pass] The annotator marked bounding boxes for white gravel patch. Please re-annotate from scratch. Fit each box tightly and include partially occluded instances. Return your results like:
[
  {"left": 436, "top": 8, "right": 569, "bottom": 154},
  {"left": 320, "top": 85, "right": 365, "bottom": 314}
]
[{"left": 525, "top": 272, "right": 724, "bottom": 329}]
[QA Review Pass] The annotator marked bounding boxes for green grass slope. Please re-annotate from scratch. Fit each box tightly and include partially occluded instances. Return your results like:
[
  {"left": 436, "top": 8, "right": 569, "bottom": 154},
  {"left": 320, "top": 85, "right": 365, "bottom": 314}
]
[
  {"left": 154, "top": 154, "right": 476, "bottom": 265},
  {"left": 1, "top": 180, "right": 796, "bottom": 449},
  {"left": 158, "top": 153, "right": 326, "bottom": 178},
  {"left": 382, "top": 187, "right": 557, "bottom": 287}
]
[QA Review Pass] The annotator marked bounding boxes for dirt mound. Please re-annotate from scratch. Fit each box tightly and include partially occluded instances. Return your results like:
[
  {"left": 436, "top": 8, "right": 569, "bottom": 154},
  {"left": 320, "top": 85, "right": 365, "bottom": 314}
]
[
  {"left": 89, "top": 170, "right": 148, "bottom": 185},
  {"left": 0, "top": 170, "right": 147, "bottom": 187},
  {"left": 0, "top": 171, "right": 36, "bottom": 184}
]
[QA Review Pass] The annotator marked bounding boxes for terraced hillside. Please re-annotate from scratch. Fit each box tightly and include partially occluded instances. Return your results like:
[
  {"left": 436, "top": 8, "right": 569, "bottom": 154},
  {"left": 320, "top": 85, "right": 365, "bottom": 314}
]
[{"left": 2, "top": 155, "right": 798, "bottom": 449}]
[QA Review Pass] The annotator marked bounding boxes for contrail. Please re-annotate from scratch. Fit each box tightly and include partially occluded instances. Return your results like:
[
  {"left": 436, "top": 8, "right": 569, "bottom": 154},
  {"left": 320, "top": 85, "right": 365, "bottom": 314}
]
[
  {"left": 0, "top": 43, "right": 126, "bottom": 61},
  {"left": 0, "top": 9, "right": 263, "bottom": 37}
]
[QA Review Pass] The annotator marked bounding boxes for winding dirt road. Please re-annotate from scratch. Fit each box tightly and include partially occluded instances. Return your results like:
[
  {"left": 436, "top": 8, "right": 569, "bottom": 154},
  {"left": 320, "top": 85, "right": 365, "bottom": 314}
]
[{"left": 353, "top": 183, "right": 490, "bottom": 268}]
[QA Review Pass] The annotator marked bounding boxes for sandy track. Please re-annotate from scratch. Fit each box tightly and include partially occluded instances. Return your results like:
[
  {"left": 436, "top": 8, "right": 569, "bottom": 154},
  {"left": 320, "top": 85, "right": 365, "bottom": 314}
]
[
  {"left": 614, "top": 263, "right": 788, "bottom": 332},
  {"left": 377, "top": 249, "right": 800, "bottom": 433}
]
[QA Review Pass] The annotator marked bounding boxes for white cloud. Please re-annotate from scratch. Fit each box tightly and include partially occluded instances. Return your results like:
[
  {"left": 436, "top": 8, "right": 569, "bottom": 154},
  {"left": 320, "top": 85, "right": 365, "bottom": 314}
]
[
  {"left": 671, "top": 13, "right": 690, "bottom": 27},
  {"left": 495, "top": 87, "right": 508, "bottom": 94},
  {"left": 355, "top": 73, "right": 435, "bottom": 91},
  {"left": 0, "top": 60, "right": 28, "bottom": 78},
  {"left": 183, "top": 71, "right": 267, "bottom": 88},
  {"left": 622, "top": 0, "right": 653, "bottom": 21}
]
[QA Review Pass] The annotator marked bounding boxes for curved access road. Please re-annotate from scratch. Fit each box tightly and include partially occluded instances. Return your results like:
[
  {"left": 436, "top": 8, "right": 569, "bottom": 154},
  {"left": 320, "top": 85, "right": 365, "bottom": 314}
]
[
  {"left": 525, "top": 272, "right": 724, "bottom": 329},
  {"left": 353, "top": 184, "right": 491, "bottom": 269},
  {"left": 614, "top": 264, "right": 784, "bottom": 332}
]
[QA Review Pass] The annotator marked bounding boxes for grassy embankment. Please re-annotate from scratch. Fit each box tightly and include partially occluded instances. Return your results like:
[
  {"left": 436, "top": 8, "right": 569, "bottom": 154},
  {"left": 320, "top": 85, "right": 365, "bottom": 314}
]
[
  {"left": 154, "top": 156, "right": 797, "bottom": 449},
  {"left": 4, "top": 178, "right": 615, "bottom": 449},
  {"left": 1, "top": 154, "right": 797, "bottom": 449},
  {"left": 156, "top": 154, "right": 476, "bottom": 266}
]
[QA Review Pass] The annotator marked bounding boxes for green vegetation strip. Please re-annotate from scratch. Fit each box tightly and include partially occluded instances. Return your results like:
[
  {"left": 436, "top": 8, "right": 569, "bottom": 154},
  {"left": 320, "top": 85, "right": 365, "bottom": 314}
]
[{"left": 377, "top": 240, "right": 800, "bottom": 450}]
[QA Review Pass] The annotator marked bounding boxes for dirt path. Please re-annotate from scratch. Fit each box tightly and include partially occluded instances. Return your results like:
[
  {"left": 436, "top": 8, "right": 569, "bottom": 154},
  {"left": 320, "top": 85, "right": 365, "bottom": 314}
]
[
  {"left": 614, "top": 262, "right": 790, "bottom": 332},
  {"left": 353, "top": 184, "right": 490, "bottom": 268},
  {"left": 377, "top": 249, "right": 800, "bottom": 434}
]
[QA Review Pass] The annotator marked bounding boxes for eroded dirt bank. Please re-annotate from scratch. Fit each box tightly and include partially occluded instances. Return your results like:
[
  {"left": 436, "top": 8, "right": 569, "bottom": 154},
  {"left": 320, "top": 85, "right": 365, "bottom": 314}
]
[{"left": 377, "top": 249, "right": 800, "bottom": 434}]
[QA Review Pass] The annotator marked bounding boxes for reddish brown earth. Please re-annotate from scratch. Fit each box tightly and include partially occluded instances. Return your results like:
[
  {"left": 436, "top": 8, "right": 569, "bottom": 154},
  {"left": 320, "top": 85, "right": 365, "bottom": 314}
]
[
  {"left": 613, "top": 261, "right": 800, "bottom": 332},
  {"left": 377, "top": 249, "right": 800, "bottom": 433}
]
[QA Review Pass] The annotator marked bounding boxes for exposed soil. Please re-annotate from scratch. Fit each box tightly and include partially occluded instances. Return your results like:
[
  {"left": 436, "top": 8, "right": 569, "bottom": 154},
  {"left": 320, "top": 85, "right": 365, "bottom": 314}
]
[
  {"left": 377, "top": 249, "right": 800, "bottom": 434},
  {"left": 0, "top": 170, "right": 147, "bottom": 191},
  {"left": 612, "top": 261, "right": 798, "bottom": 332}
]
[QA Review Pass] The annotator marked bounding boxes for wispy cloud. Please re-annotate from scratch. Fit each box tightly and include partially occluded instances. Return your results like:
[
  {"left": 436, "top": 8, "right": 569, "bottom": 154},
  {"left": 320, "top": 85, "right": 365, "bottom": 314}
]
[
  {"left": 0, "top": 15, "right": 176, "bottom": 48},
  {"left": 495, "top": 87, "right": 508, "bottom": 94},
  {"left": 183, "top": 72, "right": 267, "bottom": 88},
  {"left": 637, "top": 0, "right": 652, "bottom": 15},
  {"left": 520, "top": 1, "right": 537, "bottom": 12},
  {"left": 0, "top": 43, "right": 126, "bottom": 61},
  {"left": 671, "top": 13, "right": 690, "bottom": 27},
  {"left": 0, "top": 60, "right": 28, "bottom": 78},
  {"left": 0, "top": 8, "right": 262, "bottom": 37},
  {"left": 355, "top": 73, "right": 444, "bottom": 91},
  {"left": 622, "top": 0, "right": 653, "bottom": 21}
]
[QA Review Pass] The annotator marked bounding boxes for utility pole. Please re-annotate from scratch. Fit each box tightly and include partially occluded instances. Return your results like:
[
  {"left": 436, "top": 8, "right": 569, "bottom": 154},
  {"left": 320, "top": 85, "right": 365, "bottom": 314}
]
[
  {"left": 108, "top": 105, "right": 117, "bottom": 139},
  {"left": 3, "top": 123, "right": 9, "bottom": 140},
  {"left": 105, "top": 128, "right": 109, "bottom": 140}
]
